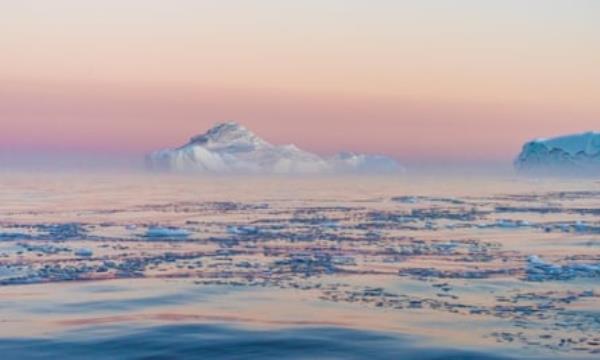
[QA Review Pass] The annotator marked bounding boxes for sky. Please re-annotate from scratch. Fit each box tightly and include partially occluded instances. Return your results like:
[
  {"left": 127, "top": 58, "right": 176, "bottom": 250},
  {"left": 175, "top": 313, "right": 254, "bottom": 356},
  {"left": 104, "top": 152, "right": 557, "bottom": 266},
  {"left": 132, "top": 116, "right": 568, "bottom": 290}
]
[{"left": 1, "top": 0, "right": 599, "bottom": 165}]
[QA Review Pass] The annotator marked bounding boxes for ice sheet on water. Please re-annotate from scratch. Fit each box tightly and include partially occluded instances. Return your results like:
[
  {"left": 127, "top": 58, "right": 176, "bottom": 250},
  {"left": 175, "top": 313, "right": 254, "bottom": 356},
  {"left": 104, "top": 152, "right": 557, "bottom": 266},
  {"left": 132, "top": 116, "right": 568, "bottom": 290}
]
[
  {"left": 227, "top": 225, "right": 260, "bottom": 235},
  {"left": 74, "top": 248, "right": 93, "bottom": 257},
  {"left": 0, "top": 232, "right": 31, "bottom": 240},
  {"left": 144, "top": 227, "right": 190, "bottom": 238},
  {"left": 526, "top": 255, "right": 600, "bottom": 281}
]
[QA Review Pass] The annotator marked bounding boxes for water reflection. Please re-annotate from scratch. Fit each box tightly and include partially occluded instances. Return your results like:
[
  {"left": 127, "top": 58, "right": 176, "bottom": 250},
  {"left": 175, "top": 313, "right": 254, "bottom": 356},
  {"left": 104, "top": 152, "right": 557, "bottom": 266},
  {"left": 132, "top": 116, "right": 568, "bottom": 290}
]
[
  {"left": 0, "top": 173, "right": 598, "bottom": 358},
  {"left": 0, "top": 324, "right": 517, "bottom": 360}
]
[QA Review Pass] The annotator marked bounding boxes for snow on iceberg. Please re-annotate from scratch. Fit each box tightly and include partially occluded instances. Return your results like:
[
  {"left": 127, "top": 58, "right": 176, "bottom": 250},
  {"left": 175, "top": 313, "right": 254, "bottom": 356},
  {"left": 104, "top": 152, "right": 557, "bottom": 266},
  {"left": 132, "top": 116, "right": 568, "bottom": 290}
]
[
  {"left": 146, "top": 122, "right": 403, "bottom": 174},
  {"left": 515, "top": 131, "right": 600, "bottom": 175}
]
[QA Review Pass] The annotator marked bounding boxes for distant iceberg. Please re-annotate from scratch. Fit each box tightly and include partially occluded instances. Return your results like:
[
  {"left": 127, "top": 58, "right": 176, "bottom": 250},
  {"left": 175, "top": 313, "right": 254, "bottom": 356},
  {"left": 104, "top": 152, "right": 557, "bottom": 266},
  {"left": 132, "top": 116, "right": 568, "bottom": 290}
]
[
  {"left": 330, "top": 152, "right": 402, "bottom": 174},
  {"left": 146, "top": 122, "right": 403, "bottom": 174},
  {"left": 514, "top": 131, "right": 600, "bottom": 175}
]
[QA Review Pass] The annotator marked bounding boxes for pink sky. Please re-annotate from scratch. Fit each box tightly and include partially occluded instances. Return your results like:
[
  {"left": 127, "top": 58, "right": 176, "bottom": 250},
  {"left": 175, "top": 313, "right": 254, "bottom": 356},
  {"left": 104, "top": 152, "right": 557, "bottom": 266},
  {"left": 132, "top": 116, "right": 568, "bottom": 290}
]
[{"left": 1, "top": 1, "right": 599, "bottom": 163}]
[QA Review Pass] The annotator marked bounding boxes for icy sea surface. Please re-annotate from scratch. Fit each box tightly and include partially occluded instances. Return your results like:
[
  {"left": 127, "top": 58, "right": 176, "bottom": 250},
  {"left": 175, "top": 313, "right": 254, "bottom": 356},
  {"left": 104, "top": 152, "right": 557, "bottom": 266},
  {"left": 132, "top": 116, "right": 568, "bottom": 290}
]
[{"left": 0, "top": 172, "right": 599, "bottom": 359}]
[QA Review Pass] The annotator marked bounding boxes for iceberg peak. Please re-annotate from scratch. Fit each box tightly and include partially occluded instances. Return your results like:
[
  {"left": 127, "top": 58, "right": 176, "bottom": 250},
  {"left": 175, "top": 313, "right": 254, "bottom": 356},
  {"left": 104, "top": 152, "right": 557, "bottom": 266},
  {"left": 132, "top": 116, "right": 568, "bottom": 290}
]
[{"left": 189, "top": 122, "right": 267, "bottom": 150}]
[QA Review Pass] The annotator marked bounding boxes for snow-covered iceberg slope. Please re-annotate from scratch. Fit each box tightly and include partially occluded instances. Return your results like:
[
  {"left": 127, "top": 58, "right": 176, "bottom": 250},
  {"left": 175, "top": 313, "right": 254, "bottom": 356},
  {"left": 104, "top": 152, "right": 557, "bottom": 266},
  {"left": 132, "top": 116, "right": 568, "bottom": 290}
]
[
  {"left": 514, "top": 131, "right": 600, "bottom": 175},
  {"left": 146, "top": 122, "right": 403, "bottom": 174}
]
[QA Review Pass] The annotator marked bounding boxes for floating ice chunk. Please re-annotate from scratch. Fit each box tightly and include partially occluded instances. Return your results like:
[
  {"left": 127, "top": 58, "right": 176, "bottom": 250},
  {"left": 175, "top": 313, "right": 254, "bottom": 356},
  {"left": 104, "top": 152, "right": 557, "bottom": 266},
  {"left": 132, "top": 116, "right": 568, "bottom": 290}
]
[
  {"left": 433, "top": 242, "right": 459, "bottom": 252},
  {"left": 331, "top": 256, "right": 357, "bottom": 266},
  {"left": 145, "top": 227, "right": 190, "bottom": 238},
  {"left": 0, "top": 265, "right": 32, "bottom": 281},
  {"left": 495, "top": 219, "right": 530, "bottom": 228},
  {"left": 0, "top": 232, "right": 31, "bottom": 240},
  {"left": 320, "top": 221, "right": 339, "bottom": 229},
  {"left": 481, "top": 219, "right": 532, "bottom": 229},
  {"left": 74, "top": 248, "right": 93, "bottom": 257},
  {"left": 39, "top": 223, "right": 86, "bottom": 240},
  {"left": 227, "top": 225, "right": 260, "bottom": 235},
  {"left": 19, "top": 243, "right": 69, "bottom": 255},
  {"left": 527, "top": 255, "right": 556, "bottom": 269},
  {"left": 526, "top": 255, "right": 600, "bottom": 281},
  {"left": 392, "top": 196, "right": 418, "bottom": 204},
  {"left": 574, "top": 220, "right": 588, "bottom": 232}
]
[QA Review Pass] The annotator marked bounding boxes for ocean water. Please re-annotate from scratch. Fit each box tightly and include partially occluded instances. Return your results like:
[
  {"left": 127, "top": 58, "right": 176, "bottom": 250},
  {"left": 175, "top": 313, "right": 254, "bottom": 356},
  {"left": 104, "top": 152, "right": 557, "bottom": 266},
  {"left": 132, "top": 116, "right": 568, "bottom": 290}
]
[{"left": 0, "top": 171, "right": 599, "bottom": 359}]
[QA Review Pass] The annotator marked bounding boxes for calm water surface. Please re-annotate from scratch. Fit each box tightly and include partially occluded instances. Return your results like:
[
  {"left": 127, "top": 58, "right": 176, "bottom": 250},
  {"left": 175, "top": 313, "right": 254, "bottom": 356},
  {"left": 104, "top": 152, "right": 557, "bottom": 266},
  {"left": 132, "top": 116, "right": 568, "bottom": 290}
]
[{"left": 0, "top": 172, "right": 599, "bottom": 359}]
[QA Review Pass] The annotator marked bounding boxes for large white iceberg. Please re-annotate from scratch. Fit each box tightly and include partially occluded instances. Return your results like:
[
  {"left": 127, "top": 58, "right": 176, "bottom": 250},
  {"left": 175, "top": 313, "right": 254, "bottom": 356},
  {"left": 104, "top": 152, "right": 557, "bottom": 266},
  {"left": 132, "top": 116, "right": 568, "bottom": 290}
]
[
  {"left": 514, "top": 131, "right": 600, "bottom": 175},
  {"left": 146, "top": 122, "right": 403, "bottom": 174}
]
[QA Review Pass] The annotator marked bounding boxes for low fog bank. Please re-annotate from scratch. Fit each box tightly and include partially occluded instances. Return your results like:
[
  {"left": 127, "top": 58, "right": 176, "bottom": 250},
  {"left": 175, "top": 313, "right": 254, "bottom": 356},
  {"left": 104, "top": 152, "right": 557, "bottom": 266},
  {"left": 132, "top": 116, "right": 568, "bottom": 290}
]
[
  {"left": 0, "top": 151, "right": 145, "bottom": 173},
  {"left": 0, "top": 151, "right": 519, "bottom": 178},
  {"left": 400, "top": 160, "right": 515, "bottom": 178}
]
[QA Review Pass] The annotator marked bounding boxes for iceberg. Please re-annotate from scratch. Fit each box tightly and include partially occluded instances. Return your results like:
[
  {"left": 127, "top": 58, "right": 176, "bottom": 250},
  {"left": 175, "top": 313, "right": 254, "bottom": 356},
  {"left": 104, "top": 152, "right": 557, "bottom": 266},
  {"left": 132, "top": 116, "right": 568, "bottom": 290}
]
[
  {"left": 146, "top": 122, "right": 403, "bottom": 174},
  {"left": 329, "top": 152, "right": 402, "bottom": 173},
  {"left": 515, "top": 131, "right": 600, "bottom": 175}
]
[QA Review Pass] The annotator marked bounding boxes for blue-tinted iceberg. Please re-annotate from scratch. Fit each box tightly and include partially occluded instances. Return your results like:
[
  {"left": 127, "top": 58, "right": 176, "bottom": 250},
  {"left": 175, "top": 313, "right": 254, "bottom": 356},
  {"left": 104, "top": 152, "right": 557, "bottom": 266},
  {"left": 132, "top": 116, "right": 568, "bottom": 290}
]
[{"left": 515, "top": 131, "right": 600, "bottom": 175}]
